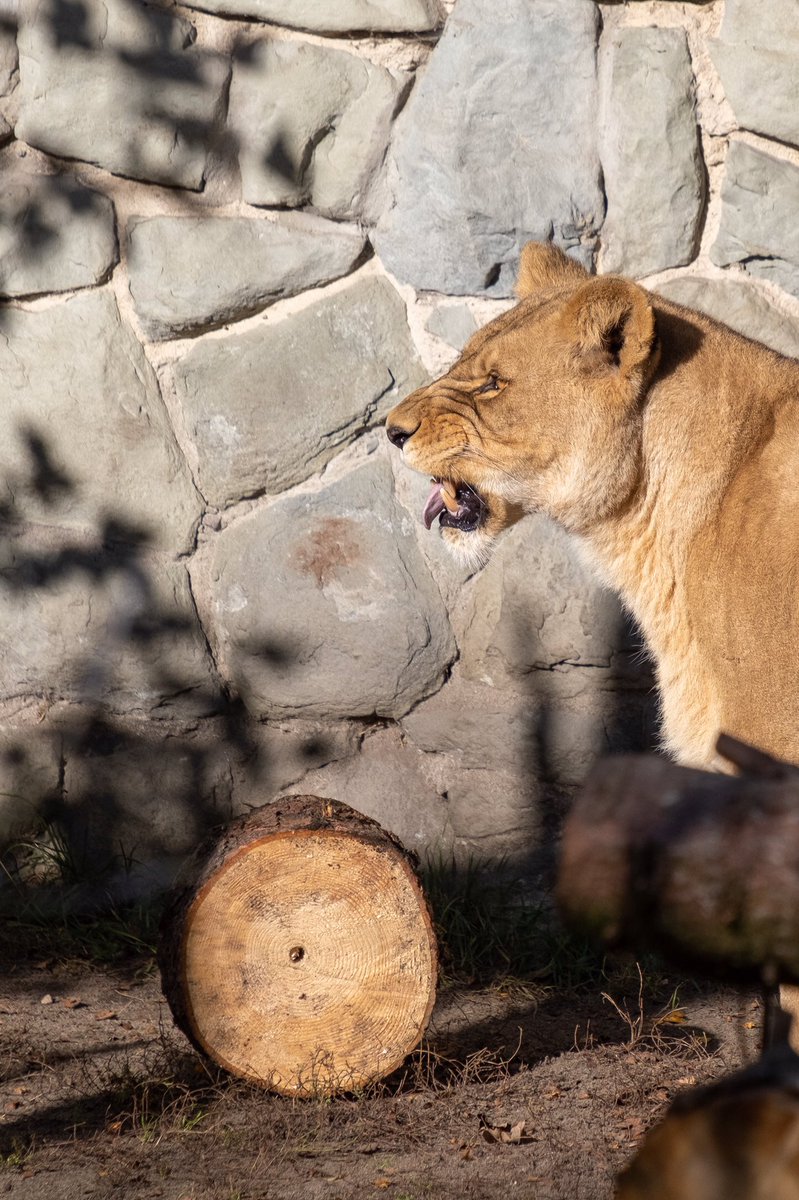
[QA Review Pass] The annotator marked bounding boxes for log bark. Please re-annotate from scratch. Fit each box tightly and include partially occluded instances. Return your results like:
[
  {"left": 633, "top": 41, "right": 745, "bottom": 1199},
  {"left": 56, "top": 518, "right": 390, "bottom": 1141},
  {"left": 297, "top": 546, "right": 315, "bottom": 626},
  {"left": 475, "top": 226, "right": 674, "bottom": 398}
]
[
  {"left": 557, "top": 739, "right": 799, "bottom": 983},
  {"left": 158, "top": 796, "right": 438, "bottom": 1095}
]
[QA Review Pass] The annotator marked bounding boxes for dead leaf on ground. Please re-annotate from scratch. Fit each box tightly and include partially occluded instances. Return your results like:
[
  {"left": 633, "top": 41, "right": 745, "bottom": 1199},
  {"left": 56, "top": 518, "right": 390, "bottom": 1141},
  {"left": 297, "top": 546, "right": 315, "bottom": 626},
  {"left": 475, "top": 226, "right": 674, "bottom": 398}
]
[
  {"left": 479, "top": 1114, "right": 533, "bottom": 1144},
  {"left": 93, "top": 1010, "right": 118, "bottom": 1021},
  {"left": 62, "top": 997, "right": 85, "bottom": 1010},
  {"left": 662, "top": 1010, "right": 687, "bottom": 1024},
  {"left": 373, "top": 1179, "right": 393, "bottom": 1189},
  {"left": 621, "top": 1116, "right": 647, "bottom": 1141}
]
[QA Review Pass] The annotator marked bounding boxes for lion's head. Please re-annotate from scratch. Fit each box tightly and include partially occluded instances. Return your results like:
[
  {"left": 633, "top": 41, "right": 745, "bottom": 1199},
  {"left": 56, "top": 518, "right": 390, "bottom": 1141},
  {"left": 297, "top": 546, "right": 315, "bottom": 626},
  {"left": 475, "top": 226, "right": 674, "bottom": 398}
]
[{"left": 386, "top": 242, "right": 660, "bottom": 567}]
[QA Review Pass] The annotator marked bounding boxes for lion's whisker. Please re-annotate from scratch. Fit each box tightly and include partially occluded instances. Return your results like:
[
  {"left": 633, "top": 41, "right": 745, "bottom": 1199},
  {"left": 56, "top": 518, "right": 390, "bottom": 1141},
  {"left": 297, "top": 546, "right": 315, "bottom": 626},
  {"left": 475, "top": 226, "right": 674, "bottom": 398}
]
[{"left": 459, "top": 445, "right": 526, "bottom": 490}]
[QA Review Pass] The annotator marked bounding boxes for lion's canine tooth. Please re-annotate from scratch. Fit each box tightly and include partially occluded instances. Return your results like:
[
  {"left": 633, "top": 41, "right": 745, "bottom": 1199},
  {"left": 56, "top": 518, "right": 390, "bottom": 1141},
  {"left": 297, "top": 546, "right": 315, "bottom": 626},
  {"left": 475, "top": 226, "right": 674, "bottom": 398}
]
[{"left": 441, "top": 482, "right": 459, "bottom": 513}]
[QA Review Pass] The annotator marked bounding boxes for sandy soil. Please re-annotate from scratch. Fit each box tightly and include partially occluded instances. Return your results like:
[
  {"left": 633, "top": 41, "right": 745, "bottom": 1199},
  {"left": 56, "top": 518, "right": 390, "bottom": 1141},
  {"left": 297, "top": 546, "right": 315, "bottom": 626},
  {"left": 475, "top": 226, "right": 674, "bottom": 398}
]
[{"left": 0, "top": 951, "right": 762, "bottom": 1200}]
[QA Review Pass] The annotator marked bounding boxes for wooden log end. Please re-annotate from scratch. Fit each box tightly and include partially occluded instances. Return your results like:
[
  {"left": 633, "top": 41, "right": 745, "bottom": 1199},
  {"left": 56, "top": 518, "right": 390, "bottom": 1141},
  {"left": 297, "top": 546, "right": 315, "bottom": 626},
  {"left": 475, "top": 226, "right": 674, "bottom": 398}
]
[{"left": 158, "top": 796, "right": 438, "bottom": 1096}]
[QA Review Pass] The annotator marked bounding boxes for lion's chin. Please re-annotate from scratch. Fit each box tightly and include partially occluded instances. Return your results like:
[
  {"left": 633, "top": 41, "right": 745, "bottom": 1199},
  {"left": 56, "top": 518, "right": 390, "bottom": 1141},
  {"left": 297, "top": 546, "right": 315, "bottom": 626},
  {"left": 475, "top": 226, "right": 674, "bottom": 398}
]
[
  {"left": 430, "top": 489, "right": 525, "bottom": 571},
  {"left": 441, "top": 525, "right": 496, "bottom": 571}
]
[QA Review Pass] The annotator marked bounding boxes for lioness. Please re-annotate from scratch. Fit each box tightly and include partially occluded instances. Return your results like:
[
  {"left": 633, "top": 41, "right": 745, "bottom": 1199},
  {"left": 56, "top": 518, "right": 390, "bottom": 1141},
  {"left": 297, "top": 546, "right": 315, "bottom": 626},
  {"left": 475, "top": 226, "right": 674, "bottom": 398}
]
[
  {"left": 386, "top": 240, "right": 799, "bottom": 1038},
  {"left": 386, "top": 241, "right": 799, "bottom": 772}
]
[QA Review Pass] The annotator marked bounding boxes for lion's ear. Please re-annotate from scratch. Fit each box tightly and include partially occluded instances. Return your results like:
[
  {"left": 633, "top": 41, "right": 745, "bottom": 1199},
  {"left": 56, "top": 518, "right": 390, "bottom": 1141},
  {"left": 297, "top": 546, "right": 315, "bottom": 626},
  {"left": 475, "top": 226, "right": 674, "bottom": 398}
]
[
  {"left": 515, "top": 242, "right": 589, "bottom": 298},
  {"left": 560, "top": 277, "right": 657, "bottom": 382}
]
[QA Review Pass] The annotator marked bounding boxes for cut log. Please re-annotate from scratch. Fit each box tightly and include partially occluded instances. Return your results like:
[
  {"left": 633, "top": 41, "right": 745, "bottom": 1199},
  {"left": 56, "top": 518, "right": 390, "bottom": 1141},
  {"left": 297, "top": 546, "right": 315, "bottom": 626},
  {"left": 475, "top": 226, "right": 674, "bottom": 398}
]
[
  {"left": 617, "top": 1048, "right": 799, "bottom": 1199},
  {"left": 557, "top": 739, "right": 799, "bottom": 983},
  {"left": 158, "top": 796, "right": 437, "bottom": 1095}
]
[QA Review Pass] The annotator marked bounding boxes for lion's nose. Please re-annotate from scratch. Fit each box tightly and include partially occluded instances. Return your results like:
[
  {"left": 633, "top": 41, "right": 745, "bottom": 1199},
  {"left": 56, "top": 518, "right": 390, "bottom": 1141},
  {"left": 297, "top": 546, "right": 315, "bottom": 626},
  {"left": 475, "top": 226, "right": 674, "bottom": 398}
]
[{"left": 386, "top": 423, "right": 415, "bottom": 450}]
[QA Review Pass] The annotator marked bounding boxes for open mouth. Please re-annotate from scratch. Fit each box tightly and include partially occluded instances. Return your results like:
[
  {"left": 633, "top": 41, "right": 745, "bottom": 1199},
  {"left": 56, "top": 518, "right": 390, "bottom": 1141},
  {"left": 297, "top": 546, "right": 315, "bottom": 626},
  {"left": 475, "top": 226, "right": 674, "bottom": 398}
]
[{"left": 422, "top": 479, "right": 487, "bottom": 532}]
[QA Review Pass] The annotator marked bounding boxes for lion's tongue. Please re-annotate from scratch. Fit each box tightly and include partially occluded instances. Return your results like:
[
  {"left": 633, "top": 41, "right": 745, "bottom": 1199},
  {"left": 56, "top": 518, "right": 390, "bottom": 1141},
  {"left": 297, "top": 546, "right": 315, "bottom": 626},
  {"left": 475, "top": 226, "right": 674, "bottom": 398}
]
[{"left": 423, "top": 481, "right": 446, "bottom": 530}]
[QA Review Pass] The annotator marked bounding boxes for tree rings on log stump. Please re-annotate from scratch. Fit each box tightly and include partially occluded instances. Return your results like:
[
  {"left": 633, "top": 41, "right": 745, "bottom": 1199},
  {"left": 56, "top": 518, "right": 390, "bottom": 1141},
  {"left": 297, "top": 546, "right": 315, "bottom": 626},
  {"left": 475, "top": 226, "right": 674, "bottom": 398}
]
[{"left": 158, "top": 796, "right": 438, "bottom": 1095}]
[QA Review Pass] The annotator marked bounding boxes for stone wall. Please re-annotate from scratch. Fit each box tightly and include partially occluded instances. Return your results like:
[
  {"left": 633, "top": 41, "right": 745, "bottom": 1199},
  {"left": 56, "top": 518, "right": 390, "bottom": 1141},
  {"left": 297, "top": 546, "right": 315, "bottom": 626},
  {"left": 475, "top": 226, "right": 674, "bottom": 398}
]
[{"left": 0, "top": 0, "right": 797, "bottom": 895}]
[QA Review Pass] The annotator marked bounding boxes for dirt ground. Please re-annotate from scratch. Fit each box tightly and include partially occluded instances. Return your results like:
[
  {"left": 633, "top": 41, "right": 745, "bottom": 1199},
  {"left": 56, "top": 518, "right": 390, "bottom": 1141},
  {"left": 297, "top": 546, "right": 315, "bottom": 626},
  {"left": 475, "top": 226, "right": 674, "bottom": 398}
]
[{"left": 0, "top": 940, "right": 762, "bottom": 1200}]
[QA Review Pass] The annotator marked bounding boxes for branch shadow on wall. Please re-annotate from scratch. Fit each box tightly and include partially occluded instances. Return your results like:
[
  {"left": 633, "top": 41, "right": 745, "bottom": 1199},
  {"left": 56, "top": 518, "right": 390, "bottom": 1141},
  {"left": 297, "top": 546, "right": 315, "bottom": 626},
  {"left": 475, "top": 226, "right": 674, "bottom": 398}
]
[
  {"left": 0, "top": 0, "right": 265, "bottom": 312},
  {"left": 0, "top": 0, "right": 363, "bottom": 310},
  {"left": 0, "top": 427, "right": 327, "bottom": 913},
  {"left": 0, "top": 0, "right": 329, "bottom": 905},
  {"left": 511, "top": 577, "right": 660, "bottom": 894}
]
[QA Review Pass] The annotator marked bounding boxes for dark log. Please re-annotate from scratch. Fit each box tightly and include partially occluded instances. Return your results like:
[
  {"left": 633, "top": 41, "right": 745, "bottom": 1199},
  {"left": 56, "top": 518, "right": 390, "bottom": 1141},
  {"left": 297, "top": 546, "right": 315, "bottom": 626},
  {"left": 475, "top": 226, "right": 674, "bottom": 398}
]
[
  {"left": 557, "top": 739, "right": 799, "bottom": 983},
  {"left": 616, "top": 1046, "right": 799, "bottom": 1199},
  {"left": 716, "top": 733, "right": 799, "bottom": 781},
  {"left": 159, "top": 796, "right": 437, "bottom": 1095}
]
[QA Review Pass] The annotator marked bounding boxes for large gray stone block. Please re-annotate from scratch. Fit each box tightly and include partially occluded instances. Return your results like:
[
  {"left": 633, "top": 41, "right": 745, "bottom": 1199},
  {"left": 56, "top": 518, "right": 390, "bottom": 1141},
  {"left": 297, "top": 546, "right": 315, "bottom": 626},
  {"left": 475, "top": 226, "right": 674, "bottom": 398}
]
[
  {"left": 0, "top": 23, "right": 17, "bottom": 141},
  {"left": 458, "top": 516, "right": 630, "bottom": 689},
  {"left": 127, "top": 212, "right": 365, "bottom": 340},
  {"left": 425, "top": 304, "right": 478, "bottom": 351},
  {"left": 182, "top": 0, "right": 442, "bottom": 33},
  {"left": 200, "top": 457, "right": 456, "bottom": 720},
  {"left": 296, "top": 725, "right": 541, "bottom": 865},
  {"left": 0, "top": 291, "right": 201, "bottom": 552},
  {"left": 600, "top": 28, "right": 704, "bottom": 277},
  {"left": 711, "top": 0, "right": 799, "bottom": 148},
  {"left": 172, "top": 274, "right": 426, "bottom": 507},
  {"left": 402, "top": 677, "right": 535, "bottom": 772},
  {"left": 0, "top": 535, "right": 218, "bottom": 717},
  {"left": 402, "top": 672, "right": 654, "bottom": 792},
  {"left": 711, "top": 142, "right": 799, "bottom": 299},
  {"left": 0, "top": 158, "right": 117, "bottom": 297},
  {"left": 656, "top": 276, "right": 799, "bottom": 360},
  {"left": 1, "top": 704, "right": 358, "bottom": 868},
  {"left": 440, "top": 764, "right": 541, "bottom": 862},
  {"left": 0, "top": 24, "right": 14, "bottom": 93},
  {"left": 373, "top": 0, "right": 603, "bottom": 296},
  {"left": 16, "top": 0, "right": 228, "bottom": 189},
  {"left": 0, "top": 717, "right": 62, "bottom": 841},
  {"left": 294, "top": 728, "right": 452, "bottom": 856},
  {"left": 243, "top": 719, "right": 361, "bottom": 799},
  {"left": 229, "top": 38, "right": 404, "bottom": 220},
  {"left": 61, "top": 715, "right": 236, "bottom": 865}
]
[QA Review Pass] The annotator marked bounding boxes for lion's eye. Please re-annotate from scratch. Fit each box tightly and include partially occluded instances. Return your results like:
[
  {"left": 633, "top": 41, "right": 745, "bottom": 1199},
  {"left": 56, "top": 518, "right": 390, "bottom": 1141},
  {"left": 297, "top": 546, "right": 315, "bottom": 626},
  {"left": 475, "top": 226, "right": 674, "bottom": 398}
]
[{"left": 474, "top": 374, "right": 503, "bottom": 396}]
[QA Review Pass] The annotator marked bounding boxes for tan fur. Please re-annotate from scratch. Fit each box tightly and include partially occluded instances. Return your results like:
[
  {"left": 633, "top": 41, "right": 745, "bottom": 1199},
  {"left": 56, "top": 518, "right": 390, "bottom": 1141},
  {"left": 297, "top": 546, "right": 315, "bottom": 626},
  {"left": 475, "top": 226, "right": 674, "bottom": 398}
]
[
  {"left": 617, "top": 1087, "right": 799, "bottom": 1199},
  {"left": 386, "top": 242, "right": 799, "bottom": 773},
  {"left": 388, "top": 241, "right": 799, "bottom": 1040}
]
